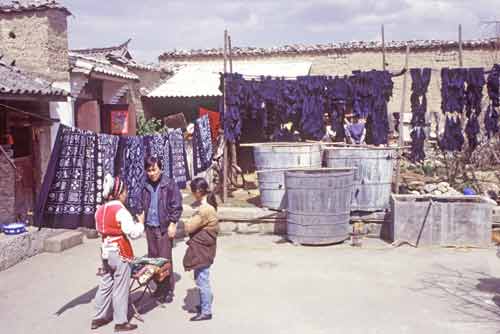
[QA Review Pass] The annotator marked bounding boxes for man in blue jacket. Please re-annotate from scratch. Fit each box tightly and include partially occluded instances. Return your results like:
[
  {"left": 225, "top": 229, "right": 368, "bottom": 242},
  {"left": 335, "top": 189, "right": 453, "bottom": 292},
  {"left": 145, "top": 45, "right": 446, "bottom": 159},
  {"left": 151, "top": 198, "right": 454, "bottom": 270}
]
[{"left": 141, "top": 155, "right": 183, "bottom": 303}]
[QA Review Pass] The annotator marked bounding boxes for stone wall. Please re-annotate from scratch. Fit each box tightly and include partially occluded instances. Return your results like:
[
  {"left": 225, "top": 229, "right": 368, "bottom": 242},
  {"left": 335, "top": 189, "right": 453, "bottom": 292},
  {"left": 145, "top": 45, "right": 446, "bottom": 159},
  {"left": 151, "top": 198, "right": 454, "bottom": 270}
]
[
  {"left": 129, "top": 68, "right": 170, "bottom": 115},
  {"left": 0, "top": 152, "right": 15, "bottom": 224},
  {"left": 0, "top": 9, "right": 69, "bottom": 82}
]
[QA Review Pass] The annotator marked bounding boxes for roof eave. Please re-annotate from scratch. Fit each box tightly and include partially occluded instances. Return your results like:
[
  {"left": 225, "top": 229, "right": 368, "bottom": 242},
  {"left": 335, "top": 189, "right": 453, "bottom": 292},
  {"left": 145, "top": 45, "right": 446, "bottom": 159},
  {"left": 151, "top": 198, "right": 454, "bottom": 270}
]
[{"left": 0, "top": 92, "right": 69, "bottom": 101}]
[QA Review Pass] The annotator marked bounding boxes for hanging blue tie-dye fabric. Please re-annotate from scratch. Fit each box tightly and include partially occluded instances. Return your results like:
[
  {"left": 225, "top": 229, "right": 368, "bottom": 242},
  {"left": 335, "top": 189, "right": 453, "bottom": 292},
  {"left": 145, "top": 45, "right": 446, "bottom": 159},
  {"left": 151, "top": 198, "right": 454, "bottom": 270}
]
[
  {"left": 96, "top": 133, "right": 119, "bottom": 204},
  {"left": 117, "top": 136, "right": 146, "bottom": 215},
  {"left": 143, "top": 133, "right": 170, "bottom": 177},
  {"left": 485, "top": 105, "right": 499, "bottom": 139},
  {"left": 409, "top": 68, "right": 431, "bottom": 162},
  {"left": 44, "top": 126, "right": 99, "bottom": 229},
  {"left": 487, "top": 64, "right": 500, "bottom": 108},
  {"left": 193, "top": 115, "right": 214, "bottom": 175},
  {"left": 169, "top": 128, "right": 190, "bottom": 189}
]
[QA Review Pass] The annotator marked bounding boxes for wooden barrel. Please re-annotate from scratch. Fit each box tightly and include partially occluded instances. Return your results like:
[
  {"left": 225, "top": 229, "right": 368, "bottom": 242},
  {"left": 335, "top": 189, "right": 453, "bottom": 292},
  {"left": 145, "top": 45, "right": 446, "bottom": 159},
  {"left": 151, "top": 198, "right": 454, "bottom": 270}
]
[
  {"left": 324, "top": 147, "right": 394, "bottom": 212},
  {"left": 285, "top": 168, "right": 355, "bottom": 245},
  {"left": 253, "top": 143, "right": 322, "bottom": 171}
]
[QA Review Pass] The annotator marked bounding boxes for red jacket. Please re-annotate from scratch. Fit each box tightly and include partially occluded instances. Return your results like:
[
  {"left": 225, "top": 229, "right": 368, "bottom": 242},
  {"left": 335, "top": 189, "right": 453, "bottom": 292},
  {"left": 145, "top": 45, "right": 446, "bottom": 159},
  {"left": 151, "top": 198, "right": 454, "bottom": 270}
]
[{"left": 95, "top": 202, "right": 134, "bottom": 260}]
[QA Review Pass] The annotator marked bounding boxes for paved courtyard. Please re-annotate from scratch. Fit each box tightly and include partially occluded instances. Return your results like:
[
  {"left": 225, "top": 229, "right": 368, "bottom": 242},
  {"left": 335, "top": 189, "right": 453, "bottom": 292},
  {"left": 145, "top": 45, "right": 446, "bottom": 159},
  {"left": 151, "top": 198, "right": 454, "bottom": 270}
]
[{"left": 1, "top": 234, "right": 500, "bottom": 334}]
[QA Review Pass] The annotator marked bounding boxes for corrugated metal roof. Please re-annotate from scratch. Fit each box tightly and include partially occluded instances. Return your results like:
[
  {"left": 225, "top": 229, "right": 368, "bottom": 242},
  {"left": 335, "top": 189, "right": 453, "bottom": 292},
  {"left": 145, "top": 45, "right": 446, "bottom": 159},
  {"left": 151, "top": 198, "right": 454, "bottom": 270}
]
[
  {"left": 148, "top": 61, "right": 312, "bottom": 98},
  {"left": 0, "top": 58, "right": 69, "bottom": 97}
]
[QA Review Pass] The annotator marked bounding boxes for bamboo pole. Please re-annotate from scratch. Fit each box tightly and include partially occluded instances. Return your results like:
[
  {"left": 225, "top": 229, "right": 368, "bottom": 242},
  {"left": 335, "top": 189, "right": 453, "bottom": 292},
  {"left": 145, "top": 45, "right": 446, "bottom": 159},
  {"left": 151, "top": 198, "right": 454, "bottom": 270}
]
[
  {"left": 222, "top": 29, "right": 228, "bottom": 202},
  {"left": 394, "top": 44, "right": 410, "bottom": 194},
  {"left": 382, "top": 24, "right": 387, "bottom": 71}
]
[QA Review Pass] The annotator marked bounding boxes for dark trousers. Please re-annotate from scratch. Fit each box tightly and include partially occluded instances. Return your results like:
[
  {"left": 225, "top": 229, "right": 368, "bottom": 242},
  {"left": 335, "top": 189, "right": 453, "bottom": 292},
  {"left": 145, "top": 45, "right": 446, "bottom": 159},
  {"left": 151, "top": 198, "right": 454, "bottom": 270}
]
[{"left": 145, "top": 226, "right": 175, "bottom": 296}]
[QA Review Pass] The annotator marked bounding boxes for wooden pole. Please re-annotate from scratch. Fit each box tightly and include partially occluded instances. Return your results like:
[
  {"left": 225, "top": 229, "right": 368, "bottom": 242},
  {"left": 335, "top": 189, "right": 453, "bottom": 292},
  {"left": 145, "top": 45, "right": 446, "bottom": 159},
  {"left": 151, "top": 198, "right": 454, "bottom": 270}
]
[
  {"left": 458, "top": 24, "right": 463, "bottom": 67},
  {"left": 222, "top": 29, "right": 229, "bottom": 202},
  {"left": 382, "top": 24, "right": 387, "bottom": 71},
  {"left": 228, "top": 35, "right": 233, "bottom": 73},
  {"left": 228, "top": 35, "right": 238, "bottom": 167},
  {"left": 394, "top": 44, "right": 410, "bottom": 194}
]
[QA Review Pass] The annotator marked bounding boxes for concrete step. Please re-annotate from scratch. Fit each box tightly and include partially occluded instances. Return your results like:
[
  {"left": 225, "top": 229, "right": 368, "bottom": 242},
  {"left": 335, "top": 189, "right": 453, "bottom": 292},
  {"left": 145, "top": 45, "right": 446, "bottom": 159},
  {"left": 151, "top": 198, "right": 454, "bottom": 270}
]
[
  {"left": 43, "top": 231, "right": 84, "bottom": 253},
  {"left": 77, "top": 227, "right": 99, "bottom": 239},
  {"left": 493, "top": 206, "right": 500, "bottom": 224},
  {"left": 181, "top": 205, "right": 284, "bottom": 222}
]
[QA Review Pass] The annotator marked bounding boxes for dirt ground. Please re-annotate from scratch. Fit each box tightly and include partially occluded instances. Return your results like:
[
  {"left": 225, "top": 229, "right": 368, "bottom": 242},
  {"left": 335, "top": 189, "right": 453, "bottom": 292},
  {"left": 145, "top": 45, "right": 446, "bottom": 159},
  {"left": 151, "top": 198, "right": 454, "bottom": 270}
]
[{"left": 1, "top": 234, "right": 500, "bottom": 334}]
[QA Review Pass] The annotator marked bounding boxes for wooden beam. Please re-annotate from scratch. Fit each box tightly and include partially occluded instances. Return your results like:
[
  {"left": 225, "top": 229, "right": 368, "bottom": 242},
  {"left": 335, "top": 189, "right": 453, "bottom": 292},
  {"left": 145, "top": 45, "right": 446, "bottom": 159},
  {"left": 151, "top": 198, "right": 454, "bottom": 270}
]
[
  {"left": 0, "top": 94, "right": 67, "bottom": 102},
  {"left": 394, "top": 44, "right": 410, "bottom": 194},
  {"left": 0, "top": 103, "right": 59, "bottom": 123}
]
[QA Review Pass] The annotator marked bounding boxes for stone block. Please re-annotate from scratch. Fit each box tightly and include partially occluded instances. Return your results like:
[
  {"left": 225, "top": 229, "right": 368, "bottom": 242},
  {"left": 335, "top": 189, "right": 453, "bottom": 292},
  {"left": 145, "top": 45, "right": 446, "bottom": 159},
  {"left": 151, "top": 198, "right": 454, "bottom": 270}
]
[
  {"left": 0, "top": 227, "right": 63, "bottom": 271},
  {"left": 77, "top": 227, "right": 99, "bottom": 239},
  {"left": 259, "top": 223, "right": 276, "bottom": 235},
  {"left": 44, "top": 231, "right": 83, "bottom": 253},
  {"left": 219, "top": 222, "right": 237, "bottom": 234}
]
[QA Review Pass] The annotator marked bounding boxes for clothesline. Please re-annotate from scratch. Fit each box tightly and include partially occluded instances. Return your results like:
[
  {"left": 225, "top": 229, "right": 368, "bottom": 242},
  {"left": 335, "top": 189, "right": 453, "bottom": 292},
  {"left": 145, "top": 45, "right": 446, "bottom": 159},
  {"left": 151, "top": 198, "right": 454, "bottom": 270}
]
[
  {"left": 216, "top": 67, "right": 496, "bottom": 81},
  {"left": 35, "top": 115, "right": 215, "bottom": 231},
  {"left": 216, "top": 68, "right": 406, "bottom": 80}
]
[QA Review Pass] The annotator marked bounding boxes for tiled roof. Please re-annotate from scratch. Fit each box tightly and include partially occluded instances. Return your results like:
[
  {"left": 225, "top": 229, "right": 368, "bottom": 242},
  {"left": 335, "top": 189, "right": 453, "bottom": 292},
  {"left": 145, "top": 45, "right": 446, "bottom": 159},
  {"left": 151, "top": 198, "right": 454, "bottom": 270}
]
[
  {"left": 0, "top": 0, "right": 71, "bottom": 16},
  {"left": 159, "top": 38, "right": 498, "bottom": 60},
  {"left": 148, "top": 61, "right": 312, "bottom": 98},
  {"left": 71, "top": 39, "right": 132, "bottom": 60},
  {"left": 70, "top": 39, "right": 163, "bottom": 73},
  {"left": 69, "top": 52, "right": 140, "bottom": 81},
  {"left": 0, "top": 57, "right": 69, "bottom": 97}
]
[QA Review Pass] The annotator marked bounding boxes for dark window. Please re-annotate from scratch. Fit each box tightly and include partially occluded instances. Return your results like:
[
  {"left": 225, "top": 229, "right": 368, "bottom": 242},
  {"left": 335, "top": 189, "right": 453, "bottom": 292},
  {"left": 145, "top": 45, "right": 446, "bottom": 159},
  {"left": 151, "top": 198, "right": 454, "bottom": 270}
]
[{"left": 11, "top": 126, "right": 32, "bottom": 158}]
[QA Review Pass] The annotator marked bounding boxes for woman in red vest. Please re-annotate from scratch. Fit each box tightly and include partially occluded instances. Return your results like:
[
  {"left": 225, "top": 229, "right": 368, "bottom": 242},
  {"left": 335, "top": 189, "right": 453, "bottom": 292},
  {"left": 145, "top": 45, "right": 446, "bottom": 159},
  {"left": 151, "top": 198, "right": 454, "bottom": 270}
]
[{"left": 91, "top": 174, "right": 145, "bottom": 332}]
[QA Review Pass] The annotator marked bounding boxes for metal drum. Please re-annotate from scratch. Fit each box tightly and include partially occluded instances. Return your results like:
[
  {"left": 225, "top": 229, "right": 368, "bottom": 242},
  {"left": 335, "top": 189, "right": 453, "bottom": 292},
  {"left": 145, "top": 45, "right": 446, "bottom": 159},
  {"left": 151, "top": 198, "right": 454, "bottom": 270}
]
[
  {"left": 285, "top": 168, "right": 355, "bottom": 245},
  {"left": 253, "top": 143, "right": 322, "bottom": 171},
  {"left": 256, "top": 169, "right": 287, "bottom": 210},
  {"left": 257, "top": 167, "right": 316, "bottom": 210},
  {"left": 324, "top": 147, "right": 394, "bottom": 212}
]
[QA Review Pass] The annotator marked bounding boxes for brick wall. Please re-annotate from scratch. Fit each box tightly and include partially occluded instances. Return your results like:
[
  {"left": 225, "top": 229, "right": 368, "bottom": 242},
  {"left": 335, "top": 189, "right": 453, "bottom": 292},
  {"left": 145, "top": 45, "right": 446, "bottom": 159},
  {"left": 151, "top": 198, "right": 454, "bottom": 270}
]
[
  {"left": 0, "top": 9, "right": 69, "bottom": 82},
  {"left": 0, "top": 152, "right": 15, "bottom": 224}
]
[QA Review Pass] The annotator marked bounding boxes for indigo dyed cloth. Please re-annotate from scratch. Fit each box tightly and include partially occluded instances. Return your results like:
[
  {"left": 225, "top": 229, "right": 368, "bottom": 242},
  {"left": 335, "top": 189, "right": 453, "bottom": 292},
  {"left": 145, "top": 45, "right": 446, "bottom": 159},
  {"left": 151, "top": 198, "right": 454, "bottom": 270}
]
[
  {"left": 439, "top": 115, "right": 464, "bottom": 152},
  {"left": 193, "top": 115, "right": 213, "bottom": 175},
  {"left": 97, "top": 133, "right": 119, "bottom": 202},
  {"left": 409, "top": 68, "right": 431, "bottom": 162},
  {"left": 169, "top": 129, "right": 190, "bottom": 189},
  {"left": 117, "top": 136, "right": 146, "bottom": 215},
  {"left": 143, "top": 133, "right": 170, "bottom": 176},
  {"left": 41, "top": 126, "right": 99, "bottom": 229}
]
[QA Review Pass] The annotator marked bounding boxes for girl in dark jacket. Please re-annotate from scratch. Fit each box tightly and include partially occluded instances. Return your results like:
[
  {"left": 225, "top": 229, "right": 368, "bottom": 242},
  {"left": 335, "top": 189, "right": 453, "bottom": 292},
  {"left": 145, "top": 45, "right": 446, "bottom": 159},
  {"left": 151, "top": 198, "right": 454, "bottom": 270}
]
[{"left": 183, "top": 177, "right": 219, "bottom": 321}]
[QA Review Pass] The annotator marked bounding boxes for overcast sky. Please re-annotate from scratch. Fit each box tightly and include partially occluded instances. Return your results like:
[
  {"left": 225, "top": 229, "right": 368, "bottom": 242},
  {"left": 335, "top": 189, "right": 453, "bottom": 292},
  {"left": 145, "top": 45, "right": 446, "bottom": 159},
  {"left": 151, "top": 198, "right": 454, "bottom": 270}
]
[{"left": 61, "top": 0, "right": 500, "bottom": 63}]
